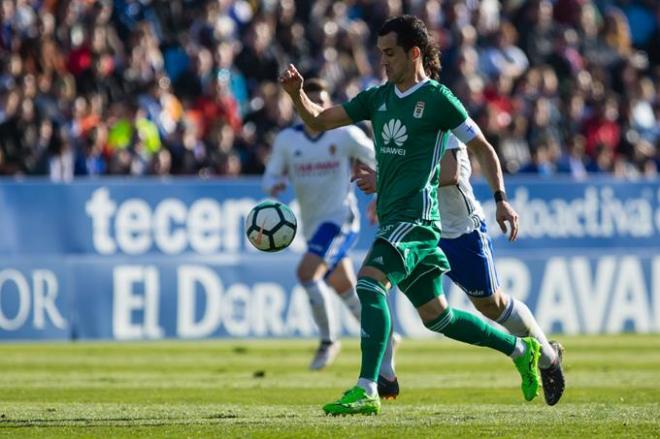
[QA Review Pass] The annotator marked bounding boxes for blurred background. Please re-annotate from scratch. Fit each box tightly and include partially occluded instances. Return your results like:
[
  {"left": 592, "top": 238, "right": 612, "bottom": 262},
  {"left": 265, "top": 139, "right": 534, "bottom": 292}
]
[
  {"left": 0, "top": 0, "right": 658, "bottom": 180},
  {"left": 0, "top": 0, "right": 658, "bottom": 341}
]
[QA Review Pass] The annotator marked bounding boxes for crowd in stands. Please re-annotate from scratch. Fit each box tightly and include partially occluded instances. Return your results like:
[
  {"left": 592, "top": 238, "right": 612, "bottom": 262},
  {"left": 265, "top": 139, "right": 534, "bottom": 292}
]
[{"left": 0, "top": 0, "right": 658, "bottom": 181}]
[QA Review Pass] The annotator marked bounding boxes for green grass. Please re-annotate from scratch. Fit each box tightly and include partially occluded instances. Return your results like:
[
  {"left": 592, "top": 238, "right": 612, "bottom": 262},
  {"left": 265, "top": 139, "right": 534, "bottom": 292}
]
[{"left": 0, "top": 335, "right": 659, "bottom": 438}]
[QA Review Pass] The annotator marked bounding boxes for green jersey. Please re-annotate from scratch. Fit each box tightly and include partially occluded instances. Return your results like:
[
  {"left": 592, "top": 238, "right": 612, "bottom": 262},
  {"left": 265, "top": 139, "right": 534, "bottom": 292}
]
[{"left": 343, "top": 80, "right": 468, "bottom": 224}]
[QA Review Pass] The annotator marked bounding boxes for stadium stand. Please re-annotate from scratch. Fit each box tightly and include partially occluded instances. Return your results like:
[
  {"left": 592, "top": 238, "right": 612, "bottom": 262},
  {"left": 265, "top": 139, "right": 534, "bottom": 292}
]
[{"left": 0, "top": 0, "right": 657, "bottom": 180}]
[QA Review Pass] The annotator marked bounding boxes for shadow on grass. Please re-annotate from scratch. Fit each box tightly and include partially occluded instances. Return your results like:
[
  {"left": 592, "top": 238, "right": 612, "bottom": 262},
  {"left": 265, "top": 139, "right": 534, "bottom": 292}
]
[{"left": 0, "top": 417, "right": 203, "bottom": 428}]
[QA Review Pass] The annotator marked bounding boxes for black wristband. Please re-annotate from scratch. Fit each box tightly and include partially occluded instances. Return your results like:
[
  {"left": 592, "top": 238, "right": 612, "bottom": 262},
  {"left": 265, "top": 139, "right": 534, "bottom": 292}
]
[{"left": 494, "top": 190, "right": 507, "bottom": 202}]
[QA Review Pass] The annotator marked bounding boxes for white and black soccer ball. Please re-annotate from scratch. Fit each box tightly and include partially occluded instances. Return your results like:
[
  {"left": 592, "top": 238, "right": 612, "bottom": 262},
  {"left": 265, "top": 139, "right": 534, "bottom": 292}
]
[{"left": 245, "top": 200, "right": 297, "bottom": 252}]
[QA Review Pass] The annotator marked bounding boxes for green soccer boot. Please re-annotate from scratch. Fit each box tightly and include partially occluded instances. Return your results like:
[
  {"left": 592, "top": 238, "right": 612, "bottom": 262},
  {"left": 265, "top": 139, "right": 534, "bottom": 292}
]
[
  {"left": 514, "top": 337, "right": 541, "bottom": 401},
  {"left": 323, "top": 386, "right": 381, "bottom": 416}
]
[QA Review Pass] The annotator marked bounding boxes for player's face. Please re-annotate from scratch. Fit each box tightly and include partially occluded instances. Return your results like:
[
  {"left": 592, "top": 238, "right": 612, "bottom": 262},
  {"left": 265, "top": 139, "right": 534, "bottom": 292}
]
[{"left": 377, "top": 32, "right": 413, "bottom": 84}]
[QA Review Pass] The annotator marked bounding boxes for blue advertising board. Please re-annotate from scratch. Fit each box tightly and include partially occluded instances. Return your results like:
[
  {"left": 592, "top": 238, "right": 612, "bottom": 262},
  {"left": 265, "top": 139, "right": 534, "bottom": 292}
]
[
  {"left": 0, "top": 178, "right": 658, "bottom": 340},
  {"left": 0, "top": 178, "right": 659, "bottom": 255}
]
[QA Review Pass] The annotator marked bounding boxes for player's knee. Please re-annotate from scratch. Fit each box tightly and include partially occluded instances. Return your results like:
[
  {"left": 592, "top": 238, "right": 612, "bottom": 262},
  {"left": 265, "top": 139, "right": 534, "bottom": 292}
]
[
  {"left": 355, "top": 277, "right": 388, "bottom": 308},
  {"left": 472, "top": 295, "right": 507, "bottom": 320},
  {"left": 417, "top": 296, "right": 449, "bottom": 323},
  {"left": 296, "top": 264, "right": 314, "bottom": 283},
  {"left": 476, "top": 302, "right": 501, "bottom": 320},
  {"left": 357, "top": 266, "right": 389, "bottom": 288},
  {"left": 330, "top": 277, "right": 352, "bottom": 296},
  {"left": 297, "top": 261, "right": 321, "bottom": 283}
]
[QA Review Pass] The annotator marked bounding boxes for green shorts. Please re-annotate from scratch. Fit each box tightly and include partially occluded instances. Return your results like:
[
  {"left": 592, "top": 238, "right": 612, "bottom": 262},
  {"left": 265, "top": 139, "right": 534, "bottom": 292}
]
[{"left": 363, "top": 221, "right": 450, "bottom": 307}]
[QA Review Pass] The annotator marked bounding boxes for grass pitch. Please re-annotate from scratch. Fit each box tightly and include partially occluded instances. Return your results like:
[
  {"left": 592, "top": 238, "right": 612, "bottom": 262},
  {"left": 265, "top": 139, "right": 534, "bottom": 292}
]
[{"left": 0, "top": 335, "right": 659, "bottom": 438}]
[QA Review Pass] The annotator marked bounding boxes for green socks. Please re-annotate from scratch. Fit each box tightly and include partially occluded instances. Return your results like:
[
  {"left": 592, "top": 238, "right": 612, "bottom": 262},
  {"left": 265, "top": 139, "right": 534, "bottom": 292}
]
[
  {"left": 356, "top": 277, "right": 391, "bottom": 382},
  {"left": 355, "top": 279, "right": 518, "bottom": 383},
  {"left": 425, "top": 307, "right": 516, "bottom": 355}
]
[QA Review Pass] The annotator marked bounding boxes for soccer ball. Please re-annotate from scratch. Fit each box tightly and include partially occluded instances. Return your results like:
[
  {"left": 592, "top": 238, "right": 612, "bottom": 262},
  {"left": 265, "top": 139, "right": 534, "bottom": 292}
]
[{"left": 245, "top": 200, "right": 297, "bottom": 252}]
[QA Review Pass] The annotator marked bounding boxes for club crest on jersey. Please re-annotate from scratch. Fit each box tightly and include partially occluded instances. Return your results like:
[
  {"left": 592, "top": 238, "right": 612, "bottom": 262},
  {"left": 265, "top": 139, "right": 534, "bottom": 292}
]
[
  {"left": 329, "top": 144, "right": 336, "bottom": 155},
  {"left": 413, "top": 101, "right": 425, "bottom": 119}
]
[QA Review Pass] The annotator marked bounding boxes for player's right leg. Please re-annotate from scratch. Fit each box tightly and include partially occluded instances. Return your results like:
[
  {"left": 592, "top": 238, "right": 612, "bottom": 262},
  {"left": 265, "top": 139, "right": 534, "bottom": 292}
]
[
  {"left": 299, "top": 222, "right": 356, "bottom": 370},
  {"left": 297, "top": 252, "right": 341, "bottom": 370},
  {"left": 304, "top": 223, "right": 364, "bottom": 370},
  {"left": 323, "top": 240, "right": 397, "bottom": 416},
  {"left": 328, "top": 257, "right": 400, "bottom": 399}
]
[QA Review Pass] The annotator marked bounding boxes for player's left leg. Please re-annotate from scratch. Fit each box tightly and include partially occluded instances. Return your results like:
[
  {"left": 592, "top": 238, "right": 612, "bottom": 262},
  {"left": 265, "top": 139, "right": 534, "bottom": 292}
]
[
  {"left": 400, "top": 253, "right": 541, "bottom": 402},
  {"left": 440, "top": 223, "right": 565, "bottom": 405},
  {"left": 471, "top": 292, "right": 565, "bottom": 405}
]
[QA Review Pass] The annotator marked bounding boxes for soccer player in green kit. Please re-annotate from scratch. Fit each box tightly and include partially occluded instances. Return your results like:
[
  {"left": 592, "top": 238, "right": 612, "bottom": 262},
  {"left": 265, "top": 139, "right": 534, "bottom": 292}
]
[{"left": 279, "top": 15, "right": 541, "bottom": 416}]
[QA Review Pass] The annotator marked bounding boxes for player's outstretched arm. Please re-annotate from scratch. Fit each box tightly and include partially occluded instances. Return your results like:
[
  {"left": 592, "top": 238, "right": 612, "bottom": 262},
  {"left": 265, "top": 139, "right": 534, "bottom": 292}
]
[
  {"left": 279, "top": 64, "right": 352, "bottom": 131},
  {"left": 465, "top": 133, "right": 519, "bottom": 241}
]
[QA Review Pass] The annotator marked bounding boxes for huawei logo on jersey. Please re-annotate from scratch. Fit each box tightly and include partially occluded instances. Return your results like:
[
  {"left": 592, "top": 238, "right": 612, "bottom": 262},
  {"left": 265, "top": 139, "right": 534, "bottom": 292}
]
[{"left": 382, "top": 119, "right": 408, "bottom": 147}]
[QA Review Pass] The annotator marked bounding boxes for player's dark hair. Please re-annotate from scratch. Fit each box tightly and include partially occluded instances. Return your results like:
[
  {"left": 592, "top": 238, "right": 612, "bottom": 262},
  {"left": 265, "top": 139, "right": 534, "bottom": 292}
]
[
  {"left": 303, "top": 78, "right": 330, "bottom": 94},
  {"left": 378, "top": 15, "right": 442, "bottom": 80}
]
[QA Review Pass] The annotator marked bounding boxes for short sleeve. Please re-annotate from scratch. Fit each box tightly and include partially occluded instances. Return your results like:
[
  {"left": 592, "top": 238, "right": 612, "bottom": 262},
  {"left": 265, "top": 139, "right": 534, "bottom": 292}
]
[
  {"left": 344, "top": 125, "right": 376, "bottom": 169},
  {"left": 444, "top": 133, "right": 462, "bottom": 151},
  {"left": 437, "top": 86, "right": 469, "bottom": 131},
  {"left": 342, "top": 86, "right": 378, "bottom": 123}
]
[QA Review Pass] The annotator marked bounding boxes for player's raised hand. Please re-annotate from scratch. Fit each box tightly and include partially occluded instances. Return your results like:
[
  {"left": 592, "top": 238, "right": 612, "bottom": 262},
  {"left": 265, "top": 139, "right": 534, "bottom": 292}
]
[
  {"left": 279, "top": 64, "right": 303, "bottom": 95},
  {"left": 496, "top": 200, "right": 519, "bottom": 241},
  {"left": 351, "top": 162, "right": 377, "bottom": 194}
]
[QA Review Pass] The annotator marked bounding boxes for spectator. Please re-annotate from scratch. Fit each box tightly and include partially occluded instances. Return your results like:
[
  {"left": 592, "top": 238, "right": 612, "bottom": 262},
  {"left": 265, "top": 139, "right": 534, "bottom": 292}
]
[
  {"left": 517, "top": 0, "right": 555, "bottom": 66},
  {"left": 586, "top": 144, "right": 619, "bottom": 174},
  {"left": 48, "top": 126, "right": 74, "bottom": 182},
  {"left": 479, "top": 21, "right": 529, "bottom": 79},
  {"left": 583, "top": 96, "right": 622, "bottom": 158},
  {"left": 499, "top": 115, "right": 532, "bottom": 174},
  {"left": 557, "top": 135, "right": 589, "bottom": 180},
  {"left": 0, "top": 0, "right": 655, "bottom": 180},
  {"left": 519, "top": 141, "right": 556, "bottom": 176},
  {"left": 74, "top": 126, "right": 107, "bottom": 176},
  {"left": 234, "top": 18, "right": 281, "bottom": 90},
  {"left": 527, "top": 97, "right": 562, "bottom": 149}
]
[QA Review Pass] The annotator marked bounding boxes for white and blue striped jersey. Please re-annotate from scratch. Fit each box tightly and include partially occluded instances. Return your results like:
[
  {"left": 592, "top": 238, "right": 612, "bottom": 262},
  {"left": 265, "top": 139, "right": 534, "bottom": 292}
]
[
  {"left": 263, "top": 124, "right": 375, "bottom": 240},
  {"left": 438, "top": 134, "right": 485, "bottom": 239}
]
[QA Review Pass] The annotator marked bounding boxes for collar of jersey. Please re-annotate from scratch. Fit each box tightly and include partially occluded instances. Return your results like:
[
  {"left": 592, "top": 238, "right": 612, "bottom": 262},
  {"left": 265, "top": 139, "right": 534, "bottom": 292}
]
[
  {"left": 394, "top": 78, "right": 430, "bottom": 99},
  {"left": 294, "top": 123, "right": 325, "bottom": 142}
]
